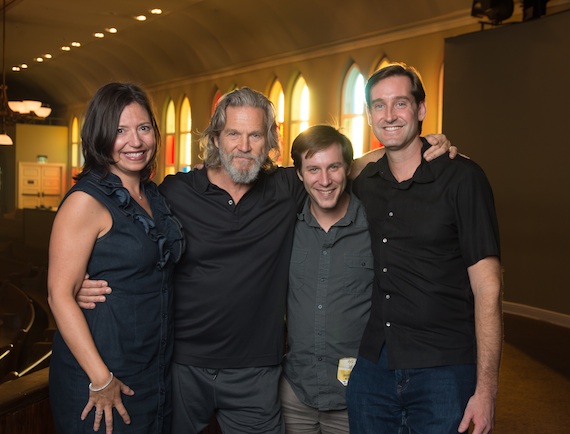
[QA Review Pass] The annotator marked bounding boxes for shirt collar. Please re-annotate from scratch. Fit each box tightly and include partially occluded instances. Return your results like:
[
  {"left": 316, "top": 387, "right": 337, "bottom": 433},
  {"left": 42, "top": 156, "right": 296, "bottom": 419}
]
[
  {"left": 297, "top": 193, "right": 359, "bottom": 229},
  {"left": 195, "top": 166, "right": 263, "bottom": 194},
  {"left": 365, "top": 137, "right": 436, "bottom": 188}
]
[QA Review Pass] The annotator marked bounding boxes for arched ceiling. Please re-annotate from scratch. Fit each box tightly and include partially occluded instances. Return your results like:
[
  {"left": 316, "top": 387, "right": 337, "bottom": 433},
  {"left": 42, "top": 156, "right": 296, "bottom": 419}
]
[{"left": 0, "top": 0, "right": 499, "bottom": 116}]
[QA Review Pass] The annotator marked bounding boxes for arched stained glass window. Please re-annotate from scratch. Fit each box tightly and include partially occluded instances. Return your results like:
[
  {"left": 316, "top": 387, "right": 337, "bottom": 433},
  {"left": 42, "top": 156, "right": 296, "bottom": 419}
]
[
  {"left": 269, "top": 79, "right": 285, "bottom": 165},
  {"left": 70, "top": 117, "right": 81, "bottom": 183},
  {"left": 179, "top": 97, "right": 192, "bottom": 172},
  {"left": 288, "top": 75, "right": 309, "bottom": 165},
  {"left": 164, "top": 100, "right": 176, "bottom": 176},
  {"left": 341, "top": 65, "right": 366, "bottom": 157},
  {"left": 212, "top": 89, "right": 222, "bottom": 115}
]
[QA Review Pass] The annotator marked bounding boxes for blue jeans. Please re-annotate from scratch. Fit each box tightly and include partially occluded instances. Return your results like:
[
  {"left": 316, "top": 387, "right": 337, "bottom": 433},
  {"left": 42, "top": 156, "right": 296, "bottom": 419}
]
[{"left": 346, "top": 346, "right": 476, "bottom": 434}]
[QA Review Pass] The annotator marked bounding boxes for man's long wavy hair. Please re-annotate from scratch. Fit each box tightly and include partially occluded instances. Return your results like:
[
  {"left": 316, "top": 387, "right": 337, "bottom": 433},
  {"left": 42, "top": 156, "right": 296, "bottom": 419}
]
[
  {"left": 200, "top": 87, "right": 281, "bottom": 173},
  {"left": 75, "top": 82, "right": 160, "bottom": 183}
]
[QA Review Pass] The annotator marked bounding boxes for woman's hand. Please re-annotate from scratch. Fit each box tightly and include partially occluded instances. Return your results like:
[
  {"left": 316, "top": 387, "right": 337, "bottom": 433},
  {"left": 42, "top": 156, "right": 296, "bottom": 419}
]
[{"left": 80, "top": 374, "right": 135, "bottom": 434}]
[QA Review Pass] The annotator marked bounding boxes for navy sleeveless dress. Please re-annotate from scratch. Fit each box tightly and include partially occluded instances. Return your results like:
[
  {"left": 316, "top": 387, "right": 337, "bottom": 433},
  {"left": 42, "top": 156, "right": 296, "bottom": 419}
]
[{"left": 49, "top": 171, "right": 185, "bottom": 434}]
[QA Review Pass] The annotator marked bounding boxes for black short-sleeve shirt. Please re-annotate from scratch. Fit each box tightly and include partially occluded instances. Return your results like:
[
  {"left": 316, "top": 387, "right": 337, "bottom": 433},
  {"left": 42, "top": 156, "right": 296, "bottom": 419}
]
[{"left": 352, "top": 138, "right": 500, "bottom": 369}]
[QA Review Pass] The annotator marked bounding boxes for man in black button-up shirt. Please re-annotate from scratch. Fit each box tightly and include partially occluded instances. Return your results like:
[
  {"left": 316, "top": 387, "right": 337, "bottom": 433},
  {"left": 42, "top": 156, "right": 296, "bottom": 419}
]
[{"left": 346, "top": 63, "right": 502, "bottom": 434}]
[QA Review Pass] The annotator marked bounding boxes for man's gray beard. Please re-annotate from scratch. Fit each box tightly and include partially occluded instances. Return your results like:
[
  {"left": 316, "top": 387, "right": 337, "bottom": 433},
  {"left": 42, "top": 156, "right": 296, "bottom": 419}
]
[{"left": 220, "top": 150, "right": 265, "bottom": 184}]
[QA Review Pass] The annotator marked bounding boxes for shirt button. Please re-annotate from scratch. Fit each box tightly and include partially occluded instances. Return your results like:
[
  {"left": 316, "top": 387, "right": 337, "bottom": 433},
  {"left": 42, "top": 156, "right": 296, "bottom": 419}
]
[
  {"left": 323, "top": 250, "right": 328, "bottom": 255},
  {"left": 228, "top": 199, "right": 234, "bottom": 205},
  {"left": 385, "top": 294, "right": 391, "bottom": 300},
  {"left": 382, "top": 238, "right": 388, "bottom": 243},
  {"left": 318, "top": 357, "right": 323, "bottom": 361},
  {"left": 382, "top": 267, "right": 387, "bottom": 273},
  {"left": 388, "top": 211, "right": 394, "bottom": 217},
  {"left": 317, "top": 304, "right": 323, "bottom": 310},
  {"left": 386, "top": 321, "right": 391, "bottom": 327}
]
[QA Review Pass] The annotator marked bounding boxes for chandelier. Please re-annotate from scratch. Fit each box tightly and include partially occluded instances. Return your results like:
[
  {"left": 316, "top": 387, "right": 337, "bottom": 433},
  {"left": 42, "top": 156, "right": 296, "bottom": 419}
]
[{"left": 0, "top": 0, "right": 51, "bottom": 146}]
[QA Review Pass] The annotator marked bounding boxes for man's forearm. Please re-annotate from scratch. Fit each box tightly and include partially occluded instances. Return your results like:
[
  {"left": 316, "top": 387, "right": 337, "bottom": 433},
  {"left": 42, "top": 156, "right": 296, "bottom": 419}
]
[{"left": 469, "top": 257, "right": 503, "bottom": 398}]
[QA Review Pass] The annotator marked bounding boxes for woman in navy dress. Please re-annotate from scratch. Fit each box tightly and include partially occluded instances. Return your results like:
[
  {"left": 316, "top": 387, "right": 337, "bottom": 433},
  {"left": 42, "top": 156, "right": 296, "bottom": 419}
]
[{"left": 48, "top": 83, "right": 184, "bottom": 434}]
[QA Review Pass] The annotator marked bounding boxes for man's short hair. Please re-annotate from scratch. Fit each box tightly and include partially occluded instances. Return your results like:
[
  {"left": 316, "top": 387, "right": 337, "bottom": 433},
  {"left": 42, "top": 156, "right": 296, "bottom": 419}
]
[
  {"left": 365, "top": 62, "right": 426, "bottom": 134},
  {"left": 291, "top": 125, "right": 354, "bottom": 172}
]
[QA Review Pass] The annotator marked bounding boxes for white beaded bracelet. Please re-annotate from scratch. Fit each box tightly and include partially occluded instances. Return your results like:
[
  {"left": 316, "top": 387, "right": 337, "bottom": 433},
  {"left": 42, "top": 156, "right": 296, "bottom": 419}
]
[{"left": 89, "top": 372, "right": 114, "bottom": 392}]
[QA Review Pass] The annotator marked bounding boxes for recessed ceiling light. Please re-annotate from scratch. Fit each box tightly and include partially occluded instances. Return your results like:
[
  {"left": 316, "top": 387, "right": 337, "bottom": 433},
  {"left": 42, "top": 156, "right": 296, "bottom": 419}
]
[
  {"left": 61, "top": 46, "right": 71, "bottom": 51},
  {"left": 12, "top": 66, "right": 20, "bottom": 72},
  {"left": 71, "top": 42, "right": 81, "bottom": 47},
  {"left": 106, "top": 27, "right": 118, "bottom": 34},
  {"left": 35, "top": 57, "right": 44, "bottom": 62},
  {"left": 94, "top": 32, "right": 105, "bottom": 38},
  {"left": 150, "top": 9, "right": 162, "bottom": 15},
  {"left": 135, "top": 15, "right": 147, "bottom": 21},
  {"left": 20, "top": 64, "right": 28, "bottom": 69},
  {"left": 44, "top": 54, "right": 52, "bottom": 59}
]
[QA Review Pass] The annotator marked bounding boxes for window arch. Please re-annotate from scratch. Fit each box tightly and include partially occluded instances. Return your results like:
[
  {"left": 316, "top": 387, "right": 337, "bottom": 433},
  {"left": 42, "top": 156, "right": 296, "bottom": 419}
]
[
  {"left": 179, "top": 97, "right": 192, "bottom": 172},
  {"left": 269, "top": 79, "right": 285, "bottom": 165},
  {"left": 341, "top": 65, "right": 366, "bottom": 157},
  {"left": 288, "top": 75, "right": 310, "bottom": 165},
  {"left": 211, "top": 89, "right": 222, "bottom": 115},
  {"left": 164, "top": 100, "right": 176, "bottom": 176},
  {"left": 70, "top": 116, "right": 81, "bottom": 182}
]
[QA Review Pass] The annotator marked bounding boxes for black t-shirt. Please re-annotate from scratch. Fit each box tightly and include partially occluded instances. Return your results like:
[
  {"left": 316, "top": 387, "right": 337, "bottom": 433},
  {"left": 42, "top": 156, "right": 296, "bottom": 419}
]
[{"left": 160, "top": 167, "right": 306, "bottom": 368}]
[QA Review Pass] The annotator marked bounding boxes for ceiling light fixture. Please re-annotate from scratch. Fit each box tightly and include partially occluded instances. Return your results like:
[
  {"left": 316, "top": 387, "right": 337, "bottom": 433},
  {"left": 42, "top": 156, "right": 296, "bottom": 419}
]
[{"left": 0, "top": 0, "right": 51, "bottom": 146}]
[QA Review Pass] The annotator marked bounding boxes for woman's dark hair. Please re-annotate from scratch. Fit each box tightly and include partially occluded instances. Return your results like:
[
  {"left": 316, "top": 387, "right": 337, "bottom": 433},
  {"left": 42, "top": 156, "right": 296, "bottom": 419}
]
[{"left": 76, "top": 82, "right": 160, "bottom": 182}]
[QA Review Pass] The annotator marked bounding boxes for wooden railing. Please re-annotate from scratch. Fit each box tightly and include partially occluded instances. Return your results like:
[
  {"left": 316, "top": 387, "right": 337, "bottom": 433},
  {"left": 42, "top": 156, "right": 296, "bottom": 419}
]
[{"left": 0, "top": 368, "right": 55, "bottom": 434}]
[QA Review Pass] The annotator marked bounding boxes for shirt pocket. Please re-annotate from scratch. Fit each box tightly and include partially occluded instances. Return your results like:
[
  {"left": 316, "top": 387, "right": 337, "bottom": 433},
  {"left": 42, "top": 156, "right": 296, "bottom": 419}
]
[
  {"left": 342, "top": 254, "right": 374, "bottom": 294},
  {"left": 289, "top": 247, "right": 308, "bottom": 290}
]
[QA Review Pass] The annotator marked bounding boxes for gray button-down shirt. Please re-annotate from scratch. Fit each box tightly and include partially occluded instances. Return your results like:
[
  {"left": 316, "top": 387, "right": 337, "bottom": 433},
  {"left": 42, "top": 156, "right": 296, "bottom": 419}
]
[{"left": 283, "top": 194, "right": 374, "bottom": 411}]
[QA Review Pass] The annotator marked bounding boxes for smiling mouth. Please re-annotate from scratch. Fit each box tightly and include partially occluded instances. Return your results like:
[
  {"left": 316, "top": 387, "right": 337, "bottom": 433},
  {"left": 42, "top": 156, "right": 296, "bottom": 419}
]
[{"left": 125, "top": 152, "right": 144, "bottom": 158}]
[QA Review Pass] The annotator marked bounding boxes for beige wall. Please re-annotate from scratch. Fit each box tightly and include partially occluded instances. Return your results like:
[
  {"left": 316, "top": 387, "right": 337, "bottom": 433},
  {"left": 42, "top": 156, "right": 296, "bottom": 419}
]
[
  {"left": 1, "top": 124, "right": 68, "bottom": 215},
  {"left": 15, "top": 124, "right": 68, "bottom": 165}
]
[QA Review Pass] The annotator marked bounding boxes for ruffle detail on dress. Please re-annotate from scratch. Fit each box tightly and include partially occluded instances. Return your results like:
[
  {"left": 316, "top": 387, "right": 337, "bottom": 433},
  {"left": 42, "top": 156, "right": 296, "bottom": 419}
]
[{"left": 90, "top": 172, "right": 185, "bottom": 269}]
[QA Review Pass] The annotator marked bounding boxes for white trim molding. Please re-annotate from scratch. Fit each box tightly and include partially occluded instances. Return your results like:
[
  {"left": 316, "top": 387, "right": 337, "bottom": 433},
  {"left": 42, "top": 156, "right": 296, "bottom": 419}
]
[{"left": 503, "top": 301, "right": 570, "bottom": 329}]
